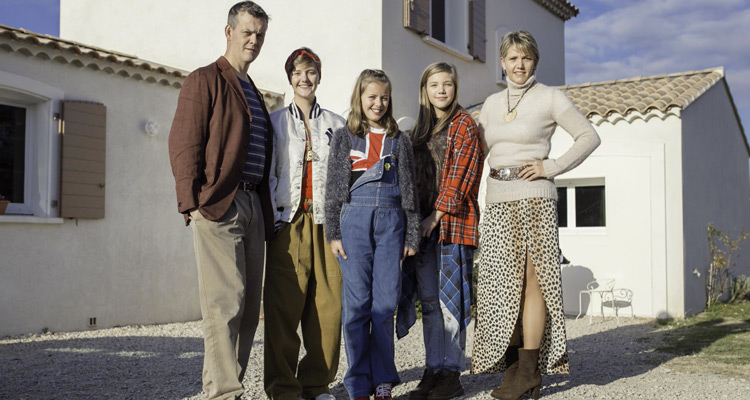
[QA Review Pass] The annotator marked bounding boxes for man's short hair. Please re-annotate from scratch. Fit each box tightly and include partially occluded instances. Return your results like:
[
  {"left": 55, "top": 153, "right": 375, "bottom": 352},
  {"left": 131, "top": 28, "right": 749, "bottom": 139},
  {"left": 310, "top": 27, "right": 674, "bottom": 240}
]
[{"left": 228, "top": 1, "right": 269, "bottom": 27}]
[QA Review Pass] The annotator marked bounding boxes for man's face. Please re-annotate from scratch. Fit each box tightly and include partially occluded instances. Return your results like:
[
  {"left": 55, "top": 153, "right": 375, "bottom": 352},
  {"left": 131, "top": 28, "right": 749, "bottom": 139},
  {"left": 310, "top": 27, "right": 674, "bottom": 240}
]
[{"left": 225, "top": 12, "right": 267, "bottom": 66}]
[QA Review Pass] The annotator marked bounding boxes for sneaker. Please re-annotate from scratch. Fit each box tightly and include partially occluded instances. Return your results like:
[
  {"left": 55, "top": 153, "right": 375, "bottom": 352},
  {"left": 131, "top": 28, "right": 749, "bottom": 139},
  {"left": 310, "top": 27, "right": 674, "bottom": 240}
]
[
  {"left": 313, "top": 395, "right": 336, "bottom": 400},
  {"left": 374, "top": 382, "right": 392, "bottom": 400},
  {"left": 427, "top": 370, "right": 464, "bottom": 400},
  {"left": 409, "top": 367, "right": 440, "bottom": 399}
]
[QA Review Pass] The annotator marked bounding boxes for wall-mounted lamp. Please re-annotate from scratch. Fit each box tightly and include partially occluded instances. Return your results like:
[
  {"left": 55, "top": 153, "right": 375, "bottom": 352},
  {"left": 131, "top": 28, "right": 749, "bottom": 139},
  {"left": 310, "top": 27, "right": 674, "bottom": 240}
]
[{"left": 144, "top": 119, "right": 159, "bottom": 138}]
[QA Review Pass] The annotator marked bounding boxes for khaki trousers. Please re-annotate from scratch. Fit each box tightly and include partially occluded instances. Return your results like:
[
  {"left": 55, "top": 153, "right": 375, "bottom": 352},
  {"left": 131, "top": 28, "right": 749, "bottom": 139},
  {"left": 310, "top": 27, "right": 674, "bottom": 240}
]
[
  {"left": 191, "top": 190, "right": 265, "bottom": 400},
  {"left": 263, "top": 210, "right": 343, "bottom": 400}
]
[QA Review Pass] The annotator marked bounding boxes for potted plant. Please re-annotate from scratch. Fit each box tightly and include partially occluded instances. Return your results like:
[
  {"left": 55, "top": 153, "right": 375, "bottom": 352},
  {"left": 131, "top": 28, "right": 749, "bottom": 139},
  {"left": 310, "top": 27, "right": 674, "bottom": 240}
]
[{"left": 0, "top": 195, "right": 9, "bottom": 215}]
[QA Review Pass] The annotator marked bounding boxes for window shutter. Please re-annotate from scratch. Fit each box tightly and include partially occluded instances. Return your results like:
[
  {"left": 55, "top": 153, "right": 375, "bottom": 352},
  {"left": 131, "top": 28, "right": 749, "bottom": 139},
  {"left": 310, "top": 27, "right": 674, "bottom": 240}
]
[
  {"left": 469, "top": 0, "right": 486, "bottom": 62},
  {"left": 403, "top": 0, "right": 430, "bottom": 34},
  {"left": 59, "top": 101, "right": 106, "bottom": 219}
]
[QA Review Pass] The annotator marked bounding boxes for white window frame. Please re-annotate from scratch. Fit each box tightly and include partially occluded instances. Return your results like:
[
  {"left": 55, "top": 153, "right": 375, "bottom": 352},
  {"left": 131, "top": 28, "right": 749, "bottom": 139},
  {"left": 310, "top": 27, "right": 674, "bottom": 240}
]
[
  {"left": 0, "top": 70, "right": 64, "bottom": 223},
  {"left": 557, "top": 177, "right": 607, "bottom": 235},
  {"left": 424, "top": 0, "right": 473, "bottom": 60}
]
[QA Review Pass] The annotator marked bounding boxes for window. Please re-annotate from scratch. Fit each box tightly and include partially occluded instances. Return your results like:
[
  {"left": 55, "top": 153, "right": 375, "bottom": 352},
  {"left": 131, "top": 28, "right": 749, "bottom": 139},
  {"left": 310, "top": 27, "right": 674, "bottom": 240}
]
[
  {"left": 0, "top": 104, "right": 26, "bottom": 204},
  {"left": 430, "top": 0, "right": 468, "bottom": 52},
  {"left": 0, "top": 70, "right": 64, "bottom": 219},
  {"left": 557, "top": 178, "right": 606, "bottom": 229},
  {"left": 403, "top": 0, "right": 485, "bottom": 61}
]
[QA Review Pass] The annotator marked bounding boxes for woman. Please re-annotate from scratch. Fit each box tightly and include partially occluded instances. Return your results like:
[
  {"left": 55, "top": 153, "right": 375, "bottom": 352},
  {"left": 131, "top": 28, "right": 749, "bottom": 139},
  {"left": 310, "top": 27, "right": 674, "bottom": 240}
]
[
  {"left": 400, "top": 62, "right": 483, "bottom": 400},
  {"left": 264, "top": 47, "right": 345, "bottom": 400},
  {"left": 471, "top": 31, "right": 600, "bottom": 400}
]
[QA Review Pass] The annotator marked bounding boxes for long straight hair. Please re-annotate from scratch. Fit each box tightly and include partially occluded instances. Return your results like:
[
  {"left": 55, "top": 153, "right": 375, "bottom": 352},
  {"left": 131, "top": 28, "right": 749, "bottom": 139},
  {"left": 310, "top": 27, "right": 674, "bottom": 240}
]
[
  {"left": 411, "top": 62, "right": 460, "bottom": 147},
  {"left": 347, "top": 69, "right": 399, "bottom": 138}
]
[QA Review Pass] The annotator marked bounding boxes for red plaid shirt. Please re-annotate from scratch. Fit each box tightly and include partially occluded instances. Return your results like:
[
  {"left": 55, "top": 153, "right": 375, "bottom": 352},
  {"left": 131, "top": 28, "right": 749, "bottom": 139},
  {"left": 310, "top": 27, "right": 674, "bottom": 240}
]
[{"left": 434, "top": 109, "right": 484, "bottom": 246}]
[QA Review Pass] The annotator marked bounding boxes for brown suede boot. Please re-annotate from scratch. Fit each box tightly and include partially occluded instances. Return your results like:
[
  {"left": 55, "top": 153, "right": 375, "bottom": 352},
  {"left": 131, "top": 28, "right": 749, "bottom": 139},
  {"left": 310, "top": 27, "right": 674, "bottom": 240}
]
[
  {"left": 489, "top": 348, "right": 541, "bottom": 400},
  {"left": 490, "top": 345, "right": 520, "bottom": 397}
]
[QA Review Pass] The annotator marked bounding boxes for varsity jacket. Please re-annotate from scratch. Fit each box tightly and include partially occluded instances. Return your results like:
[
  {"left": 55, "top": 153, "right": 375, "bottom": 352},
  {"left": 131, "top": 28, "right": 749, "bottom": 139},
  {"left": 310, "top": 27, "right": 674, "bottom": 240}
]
[{"left": 268, "top": 102, "right": 346, "bottom": 224}]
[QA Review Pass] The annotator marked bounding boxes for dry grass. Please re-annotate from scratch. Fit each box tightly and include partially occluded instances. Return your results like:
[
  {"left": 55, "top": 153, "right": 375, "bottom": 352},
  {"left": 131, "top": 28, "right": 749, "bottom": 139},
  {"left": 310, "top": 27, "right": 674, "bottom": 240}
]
[{"left": 654, "top": 301, "right": 750, "bottom": 378}]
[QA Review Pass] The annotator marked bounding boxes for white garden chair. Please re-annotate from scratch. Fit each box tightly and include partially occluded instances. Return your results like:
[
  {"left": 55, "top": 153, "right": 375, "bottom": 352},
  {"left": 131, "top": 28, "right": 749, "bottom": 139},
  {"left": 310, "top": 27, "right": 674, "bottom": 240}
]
[
  {"left": 576, "top": 278, "right": 616, "bottom": 324},
  {"left": 602, "top": 288, "right": 634, "bottom": 324}
]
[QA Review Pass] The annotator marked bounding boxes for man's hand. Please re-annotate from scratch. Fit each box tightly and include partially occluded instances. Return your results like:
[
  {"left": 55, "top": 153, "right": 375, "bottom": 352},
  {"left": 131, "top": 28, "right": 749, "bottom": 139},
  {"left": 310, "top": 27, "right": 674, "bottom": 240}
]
[{"left": 330, "top": 240, "right": 347, "bottom": 260}]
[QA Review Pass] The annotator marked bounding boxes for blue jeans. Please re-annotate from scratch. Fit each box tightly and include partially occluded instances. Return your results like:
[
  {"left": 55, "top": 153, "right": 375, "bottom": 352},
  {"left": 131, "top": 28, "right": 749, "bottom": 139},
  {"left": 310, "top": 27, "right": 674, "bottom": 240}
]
[
  {"left": 415, "top": 238, "right": 467, "bottom": 371},
  {"left": 338, "top": 155, "right": 404, "bottom": 398}
]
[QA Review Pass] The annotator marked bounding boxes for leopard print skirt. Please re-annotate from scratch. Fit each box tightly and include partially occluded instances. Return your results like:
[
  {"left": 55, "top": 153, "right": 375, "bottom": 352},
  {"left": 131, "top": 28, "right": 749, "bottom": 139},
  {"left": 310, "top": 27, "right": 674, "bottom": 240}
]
[{"left": 471, "top": 198, "right": 569, "bottom": 375}]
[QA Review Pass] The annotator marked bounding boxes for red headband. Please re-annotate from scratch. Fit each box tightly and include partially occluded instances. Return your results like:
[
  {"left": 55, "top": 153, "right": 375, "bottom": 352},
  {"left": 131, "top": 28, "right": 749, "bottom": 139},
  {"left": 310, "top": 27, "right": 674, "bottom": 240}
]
[{"left": 285, "top": 48, "right": 321, "bottom": 82}]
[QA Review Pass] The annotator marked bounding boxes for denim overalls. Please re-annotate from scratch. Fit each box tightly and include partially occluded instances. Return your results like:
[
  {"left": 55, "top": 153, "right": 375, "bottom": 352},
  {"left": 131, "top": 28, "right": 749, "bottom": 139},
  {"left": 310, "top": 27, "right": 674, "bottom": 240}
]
[{"left": 338, "top": 134, "right": 404, "bottom": 398}]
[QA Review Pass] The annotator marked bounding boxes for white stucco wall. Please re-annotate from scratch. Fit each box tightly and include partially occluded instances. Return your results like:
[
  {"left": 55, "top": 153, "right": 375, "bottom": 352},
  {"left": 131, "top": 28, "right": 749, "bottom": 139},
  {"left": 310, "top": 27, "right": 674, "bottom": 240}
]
[
  {"left": 60, "top": 0, "right": 383, "bottom": 117},
  {"left": 681, "top": 83, "right": 750, "bottom": 315},
  {"left": 60, "top": 0, "right": 568, "bottom": 120},
  {"left": 551, "top": 113, "right": 685, "bottom": 318},
  {"left": 382, "top": 0, "right": 568, "bottom": 123},
  {"left": 0, "top": 49, "right": 196, "bottom": 336}
]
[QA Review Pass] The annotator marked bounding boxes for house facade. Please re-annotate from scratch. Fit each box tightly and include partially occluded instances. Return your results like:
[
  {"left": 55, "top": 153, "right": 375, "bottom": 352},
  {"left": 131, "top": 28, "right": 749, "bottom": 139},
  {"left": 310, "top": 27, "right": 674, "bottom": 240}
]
[
  {"left": 0, "top": 24, "right": 282, "bottom": 336},
  {"left": 551, "top": 68, "right": 750, "bottom": 318},
  {"left": 59, "top": 0, "right": 577, "bottom": 121}
]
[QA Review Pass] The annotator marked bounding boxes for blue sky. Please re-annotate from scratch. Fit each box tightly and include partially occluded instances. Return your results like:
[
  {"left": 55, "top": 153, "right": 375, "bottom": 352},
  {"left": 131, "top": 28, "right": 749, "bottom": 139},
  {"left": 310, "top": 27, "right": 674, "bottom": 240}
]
[
  {"left": 565, "top": 0, "right": 750, "bottom": 135},
  {"left": 0, "top": 0, "right": 748, "bottom": 136},
  {"left": 0, "top": 0, "right": 58, "bottom": 36}
]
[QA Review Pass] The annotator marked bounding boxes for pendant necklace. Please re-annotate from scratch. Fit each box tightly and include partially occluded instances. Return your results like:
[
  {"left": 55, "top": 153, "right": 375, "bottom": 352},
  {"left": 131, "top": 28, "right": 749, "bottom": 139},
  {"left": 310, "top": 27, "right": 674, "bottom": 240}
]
[
  {"left": 304, "top": 124, "right": 318, "bottom": 161},
  {"left": 504, "top": 82, "right": 534, "bottom": 122}
]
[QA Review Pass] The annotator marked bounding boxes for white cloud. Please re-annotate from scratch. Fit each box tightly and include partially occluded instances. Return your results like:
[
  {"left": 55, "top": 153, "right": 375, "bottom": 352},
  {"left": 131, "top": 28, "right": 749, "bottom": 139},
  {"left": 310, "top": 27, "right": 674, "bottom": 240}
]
[{"left": 566, "top": 0, "right": 750, "bottom": 130}]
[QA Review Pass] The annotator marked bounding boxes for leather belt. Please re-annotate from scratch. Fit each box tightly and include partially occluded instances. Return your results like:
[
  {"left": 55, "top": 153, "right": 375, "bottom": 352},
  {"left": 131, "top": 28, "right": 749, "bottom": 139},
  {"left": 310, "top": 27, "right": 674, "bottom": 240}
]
[
  {"left": 238, "top": 181, "right": 257, "bottom": 192},
  {"left": 489, "top": 166, "right": 525, "bottom": 181}
]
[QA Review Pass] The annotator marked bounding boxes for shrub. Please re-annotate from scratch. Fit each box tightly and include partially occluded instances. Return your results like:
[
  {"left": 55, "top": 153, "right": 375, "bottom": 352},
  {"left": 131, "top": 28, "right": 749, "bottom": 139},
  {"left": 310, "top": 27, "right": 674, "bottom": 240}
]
[{"left": 730, "top": 275, "right": 750, "bottom": 302}]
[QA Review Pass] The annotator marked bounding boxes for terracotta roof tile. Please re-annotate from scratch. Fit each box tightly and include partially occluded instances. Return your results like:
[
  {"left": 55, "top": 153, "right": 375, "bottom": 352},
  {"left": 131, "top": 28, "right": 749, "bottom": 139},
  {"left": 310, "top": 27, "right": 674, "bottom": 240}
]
[
  {"left": 533, "top": 0, "right": 579, "bottom": 21},
  {"left": 558, "top": 67, "right": 724, "bottom": 121},
  {"left": 0, "top": 23, "right": 189, "bottom": 88},
  {"left": 466, "top": 67, "right": 726, "bottom": 127},
  {"left": 0, "top": 23, "right": 285, "bottom": 111}
]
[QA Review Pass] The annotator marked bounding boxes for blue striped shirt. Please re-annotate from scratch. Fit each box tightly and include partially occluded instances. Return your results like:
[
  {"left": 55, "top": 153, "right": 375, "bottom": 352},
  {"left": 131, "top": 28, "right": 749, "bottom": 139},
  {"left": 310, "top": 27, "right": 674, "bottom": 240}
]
[{"left": 239, "top": 78, "right": 267, "bottom": 184}]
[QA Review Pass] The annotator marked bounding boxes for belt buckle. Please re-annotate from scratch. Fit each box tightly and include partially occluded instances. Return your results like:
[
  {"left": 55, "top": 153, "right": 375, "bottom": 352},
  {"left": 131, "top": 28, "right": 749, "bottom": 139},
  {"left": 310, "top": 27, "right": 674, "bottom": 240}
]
[{"left": 500, "top": 168, "right": 511, "bottom": 180}]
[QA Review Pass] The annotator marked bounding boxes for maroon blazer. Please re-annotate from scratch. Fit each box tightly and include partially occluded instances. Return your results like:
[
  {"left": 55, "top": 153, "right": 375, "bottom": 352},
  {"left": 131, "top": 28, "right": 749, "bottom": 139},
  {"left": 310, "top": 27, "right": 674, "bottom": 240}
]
[{"left": 168, "top": 56, "right": 275, "bottom": 240}]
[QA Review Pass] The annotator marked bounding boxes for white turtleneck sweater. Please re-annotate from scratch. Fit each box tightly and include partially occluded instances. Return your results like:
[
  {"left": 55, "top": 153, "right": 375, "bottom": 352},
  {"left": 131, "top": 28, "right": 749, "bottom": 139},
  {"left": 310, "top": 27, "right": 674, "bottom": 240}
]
[{"left": 478, "top": 75, "right": 601, "bottom": 204}]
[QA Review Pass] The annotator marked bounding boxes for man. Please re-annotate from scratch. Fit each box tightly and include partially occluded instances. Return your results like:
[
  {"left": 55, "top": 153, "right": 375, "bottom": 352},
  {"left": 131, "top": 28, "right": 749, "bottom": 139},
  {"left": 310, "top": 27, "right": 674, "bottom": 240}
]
[{"left": 168, "top": 2, "right": 273, "bottom": 399}]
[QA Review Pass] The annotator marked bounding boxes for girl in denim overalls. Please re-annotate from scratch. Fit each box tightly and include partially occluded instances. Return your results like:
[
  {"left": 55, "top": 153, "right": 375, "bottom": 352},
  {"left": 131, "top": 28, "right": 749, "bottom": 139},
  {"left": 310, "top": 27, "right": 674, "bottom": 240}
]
[{"left": 324, "top": 69, "right": 419, "bottom": 400}]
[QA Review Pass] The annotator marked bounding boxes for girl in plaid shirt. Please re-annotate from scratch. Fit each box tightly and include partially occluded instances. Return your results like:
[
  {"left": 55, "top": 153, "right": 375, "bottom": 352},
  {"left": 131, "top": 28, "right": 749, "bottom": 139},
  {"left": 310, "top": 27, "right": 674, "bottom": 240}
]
[{"left": 405, "top": 62, "right": 484, "bottom": 400}]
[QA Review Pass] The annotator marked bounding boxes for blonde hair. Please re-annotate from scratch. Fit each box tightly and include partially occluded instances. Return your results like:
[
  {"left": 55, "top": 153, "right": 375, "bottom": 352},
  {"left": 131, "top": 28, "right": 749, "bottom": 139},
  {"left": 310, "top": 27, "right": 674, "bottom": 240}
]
[
  {"left": 347, "top": 69, "right": 399, "bottom": 138},
  {"left": 411, "top": 62, "right": 460, "bottom": 147},
  {"left": 500, "top": 30, "right": 540, "bottom": 67}
]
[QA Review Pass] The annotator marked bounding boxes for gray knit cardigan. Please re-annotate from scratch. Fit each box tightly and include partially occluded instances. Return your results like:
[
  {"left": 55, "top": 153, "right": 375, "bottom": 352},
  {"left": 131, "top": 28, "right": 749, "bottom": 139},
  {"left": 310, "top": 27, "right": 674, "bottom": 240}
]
[{"left": 324, "top": 127, "right": 420, "bottom": 251}]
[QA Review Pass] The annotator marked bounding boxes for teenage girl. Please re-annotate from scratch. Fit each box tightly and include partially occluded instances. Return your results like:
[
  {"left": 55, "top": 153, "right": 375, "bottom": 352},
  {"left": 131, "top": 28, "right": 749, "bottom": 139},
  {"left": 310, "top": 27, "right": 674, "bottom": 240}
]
[
  {"left": 324, "top": 69, "right": 419, "bottom": 400},
  {"left": 401, "top": 62, "right": 483, "bottom": 400}
]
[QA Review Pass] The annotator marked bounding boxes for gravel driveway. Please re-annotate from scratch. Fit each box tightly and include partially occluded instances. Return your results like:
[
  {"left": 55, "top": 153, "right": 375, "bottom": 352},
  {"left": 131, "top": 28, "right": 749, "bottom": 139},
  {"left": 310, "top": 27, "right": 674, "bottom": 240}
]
[{"left": 1, "top": 316, "right": 748, "bottom": 399}]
